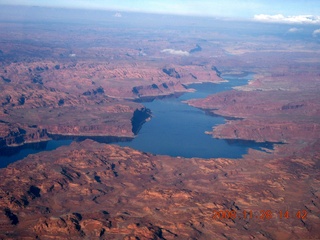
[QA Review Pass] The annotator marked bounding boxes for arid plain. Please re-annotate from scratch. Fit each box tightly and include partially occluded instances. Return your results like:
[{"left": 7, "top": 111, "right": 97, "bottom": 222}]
[{"left": 0, "top": 7, "right": 319, "bottom": 239}]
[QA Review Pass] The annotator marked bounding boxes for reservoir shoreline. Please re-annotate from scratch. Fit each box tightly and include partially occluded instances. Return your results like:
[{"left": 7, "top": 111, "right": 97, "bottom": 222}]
[{"left": 0, "top": 73, "right": 274, "bottom": 167}]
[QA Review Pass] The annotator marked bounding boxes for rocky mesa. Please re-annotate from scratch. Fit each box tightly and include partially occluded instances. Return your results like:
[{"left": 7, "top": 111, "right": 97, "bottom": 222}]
[{"left": 0, "top": 140, "right": 319, "bottom": 239}]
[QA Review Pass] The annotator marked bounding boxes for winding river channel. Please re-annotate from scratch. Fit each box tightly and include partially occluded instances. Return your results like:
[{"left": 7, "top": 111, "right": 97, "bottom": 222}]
[{"left": 0, "top": 74, "right": 273, "bottom": 168}]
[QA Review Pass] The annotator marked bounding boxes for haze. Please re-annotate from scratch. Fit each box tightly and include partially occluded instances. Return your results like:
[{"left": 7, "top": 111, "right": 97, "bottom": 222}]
[{"left": 1, "top": 0, "right": 320, "bottom": 21}]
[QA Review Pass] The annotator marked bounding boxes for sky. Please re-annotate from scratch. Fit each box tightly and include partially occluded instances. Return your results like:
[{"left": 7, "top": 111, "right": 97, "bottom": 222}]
[{"left": 0, "top": 0, "right": 320, "bottom": 23}]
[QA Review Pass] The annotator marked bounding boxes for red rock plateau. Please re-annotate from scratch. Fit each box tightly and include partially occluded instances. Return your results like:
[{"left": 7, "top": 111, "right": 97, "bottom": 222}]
[
  {"left": 0, "top": 6, "right": 320, "bottom": 239},
  {"left": 0, "top": 14, "right": 222, "bottom": 147},
  {"left": 0, "top": 140, "right": 319, "bottom": 239},
  {"left": 187, "top": 65, "right": 320, "bottom": 146}
]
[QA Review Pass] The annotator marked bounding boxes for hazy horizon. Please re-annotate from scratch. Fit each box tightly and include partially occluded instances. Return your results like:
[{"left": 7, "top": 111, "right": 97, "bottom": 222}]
[{"left": 0, "top": 0, "right": 320, "bottom": 24}]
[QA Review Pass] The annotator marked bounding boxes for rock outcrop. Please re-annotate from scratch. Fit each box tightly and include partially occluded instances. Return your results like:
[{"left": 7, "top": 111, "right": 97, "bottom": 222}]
[
  {"left": 0, "top": 140, "right": 319, "bottom": 239},
  {"left": 188, "top": 87, "right": 320, "bottom": 144}
]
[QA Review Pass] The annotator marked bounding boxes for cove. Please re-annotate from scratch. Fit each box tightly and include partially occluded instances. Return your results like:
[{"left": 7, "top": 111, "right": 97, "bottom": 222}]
[
  {"left": 0, "top": 74, "right": 274, "bottom": 168},
  {"left": 117, "top": 74, "right": 273, "bottom": 158}
]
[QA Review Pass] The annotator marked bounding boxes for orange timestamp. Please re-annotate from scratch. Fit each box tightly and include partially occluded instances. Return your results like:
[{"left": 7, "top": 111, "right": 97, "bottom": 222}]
[{"left": 212, "top": 209, "right": 308, "bottom": 220}]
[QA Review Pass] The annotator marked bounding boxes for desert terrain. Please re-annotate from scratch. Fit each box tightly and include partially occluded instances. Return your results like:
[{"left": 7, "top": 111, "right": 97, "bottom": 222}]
[{"left": 0, "top": 7, "right": 319, "bottom": 239}]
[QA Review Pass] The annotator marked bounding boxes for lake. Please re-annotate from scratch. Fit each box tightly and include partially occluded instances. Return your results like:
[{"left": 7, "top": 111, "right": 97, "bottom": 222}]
[
  {"left": 118, "top": 74, "right": 273, "bottom": 158},
  {"left": 0, "top": 74, "right": 274, "bottom": 168}
]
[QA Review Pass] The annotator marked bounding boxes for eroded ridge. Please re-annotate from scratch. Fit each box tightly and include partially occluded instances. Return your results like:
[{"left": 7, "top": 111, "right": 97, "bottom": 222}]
[{"left": 0, "top": 140, "right": 319, "bottom": 239}]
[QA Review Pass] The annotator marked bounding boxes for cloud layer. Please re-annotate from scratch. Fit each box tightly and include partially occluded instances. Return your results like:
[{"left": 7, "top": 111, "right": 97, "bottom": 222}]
[
  {"left": 313, "top": 29, "right": 320, "bottom": 37},
  {"left": 254, "top": 14, "right": 320, "bottom": 24},
  {"left": 288, "top": 27, "right": 302, "bottom": 33},
  {"left": 161, "top": 49, "right": 190, "bottom": 56},
  {"left": 1, "top": 1, "right": 320, "bottom": 21}
]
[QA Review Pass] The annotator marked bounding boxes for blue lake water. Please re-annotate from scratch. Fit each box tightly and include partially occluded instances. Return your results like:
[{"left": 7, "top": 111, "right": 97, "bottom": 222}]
[
  {"left": 0, "top": 139, "right": 73, "bottom": 168},
  {"left": 117, "top": 74, "right": 273, "bottom": 158},
  {"left": 0, "top": 74, "right": 273, "bottom": 168}
]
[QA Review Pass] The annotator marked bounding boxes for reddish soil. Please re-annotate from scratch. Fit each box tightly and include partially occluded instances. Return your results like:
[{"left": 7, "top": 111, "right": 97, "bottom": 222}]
[
  {"left": 0, "top": 21, "right": 221, "bottom": 147},
  {"left": 0, "top": 7, "right": 320, "bottom": 239},
  {"left": 0, "top": 140, "right": 319, "bottom": 239}
]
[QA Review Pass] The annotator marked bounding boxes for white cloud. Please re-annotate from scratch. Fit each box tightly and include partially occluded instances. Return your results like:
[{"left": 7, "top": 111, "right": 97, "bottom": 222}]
[
  {"left": 114, "top": 12, "right": 122, "bottom": 18},
  {"left": 288, "top": 27, "right": 302, "bottom": 33},
  {"left": 254, "top": 14, "right": 320, "bottom": 24},
  {"left": 161, "top": 49, "right": 190, "bottom": 56},
  {"left": 313, "top": 29, "right": 320, "bottom": 37}
]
